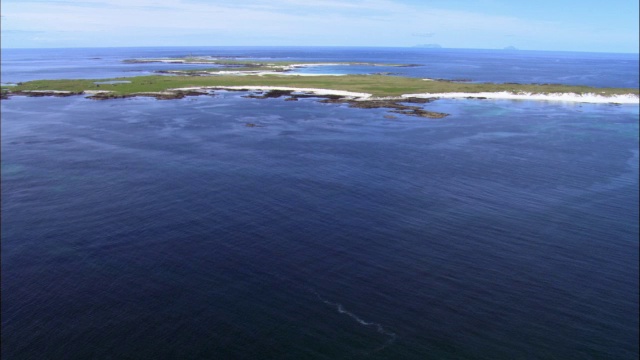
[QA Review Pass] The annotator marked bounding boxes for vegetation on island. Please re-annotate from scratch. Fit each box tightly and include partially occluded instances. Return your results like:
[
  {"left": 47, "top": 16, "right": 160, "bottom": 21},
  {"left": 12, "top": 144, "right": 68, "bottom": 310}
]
[
  {"left": 122, "top": 57, "right": 416, "bottom": 67},
  {"left": 3, "top": 74, "right": 638, "bottom": 98},
  {"left": 2, "top": 57, "right": 638, "bottom": 117}
]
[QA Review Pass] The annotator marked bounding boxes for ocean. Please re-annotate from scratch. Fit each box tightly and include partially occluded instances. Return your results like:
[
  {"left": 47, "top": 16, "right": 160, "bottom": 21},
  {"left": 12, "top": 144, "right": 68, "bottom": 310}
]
[{"left": 2, "top": 47, "right": 639, "bottom": 359}]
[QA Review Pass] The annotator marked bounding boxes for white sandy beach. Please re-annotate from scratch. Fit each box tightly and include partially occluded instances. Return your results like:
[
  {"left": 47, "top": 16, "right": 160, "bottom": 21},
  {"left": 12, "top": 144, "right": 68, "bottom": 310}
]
[
  {"left": 402, "top": 91, "right": 640, "bottom": 104},
  {"left": 171, "top": 86, "right": 373, "bottom": 99},
  {"left": 16, "top": 86, "right": 638, "bottom": 105},
  {"left": 198, "top": 70, "right": 345, "bottom": 77},
  {"left": 170, "top": 86, "right": 639, "bottom": 104}
]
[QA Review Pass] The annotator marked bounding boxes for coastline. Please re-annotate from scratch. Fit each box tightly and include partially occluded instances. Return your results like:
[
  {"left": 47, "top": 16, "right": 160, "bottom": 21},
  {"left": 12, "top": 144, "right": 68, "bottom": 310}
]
[
  {"left": 196, "top": 87, "right": 640, "bottom": 104},
  {"left": 174, "top": 86, "right": 640, "bottom": 104},
  {"left": 4, "top": 48, "right": 640, "bottom": 360},
  {"left": 402, "top": 91, "right": 640, "bottom": 104},
  {"left": 4, "top": 56, "right": 638, "bottom": 106},
  {"left": 172, "top": 86, "right": 373, "bottom": 99},
  {"left": 5, "top": 86, "right": 639, "bottom": 105},
  {"left": 166, "top": 71, "right": 346, "bottom": 77}
]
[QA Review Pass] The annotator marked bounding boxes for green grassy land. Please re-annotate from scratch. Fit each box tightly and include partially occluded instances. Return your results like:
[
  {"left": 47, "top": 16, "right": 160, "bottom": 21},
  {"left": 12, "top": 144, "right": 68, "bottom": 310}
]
[
  {"left": 124, "top": 58, "right": 314, "bottom": 65},
  {"left": 125, "top": 59, "right": 411, "bottom": 74},
  {"left": 123, "top": 58, "right": 405, "bottom": 66},
  {"left": 3, "top": 74, "right": 638, "bottom": 98}
]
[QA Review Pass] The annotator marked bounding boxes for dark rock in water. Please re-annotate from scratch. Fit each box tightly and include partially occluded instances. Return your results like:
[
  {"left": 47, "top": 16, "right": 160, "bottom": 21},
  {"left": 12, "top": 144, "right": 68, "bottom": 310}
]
[
  {"left": 465, "top": 96, "right": 487, "bottom": 100},
  {"left": 264, "top": 90, "right": 294, "bottom": 98},
  {"left": 303, "top": 97, "right": 446, "bottom": 118},
  {"left": 87, "top": 93, "right": 135, "bottom": 100},
  {"left": 9, "top": 86, "right": 449, "bottom": 119},
  {"left": 401, "top": 97, "right": 436, "bottom": 104},
  {"left": 153, "top": 93, "right": 187, "bottom": 100},
  {"left": 390, "top": 108, "right": 448, "bottom": 119},
  {"left": 243, "top": 90, "right": 347, "bottom": 102},
  {"left": 304, "top": 94, "right": 344, "bottom": 101},
  {"left": 345, "top": 99, "right": 447, "bottom": 118},
  {"left": 346, "top": 100, "right": 404, "bottom": 109},
  {"left": 88, "top": 90, "right": 207, "bottom": 101},
  {"left": 147, "top": 90, "right": 208, "bottom": 100},
  {"left": 178, "top": 90, "right": 209, "bottom": 97},
  {"left": 243, "top": 90, "right": 294, "bottom": 99},
  {"left": 12, "top": 90, "right": 83, "bottom": 98}
]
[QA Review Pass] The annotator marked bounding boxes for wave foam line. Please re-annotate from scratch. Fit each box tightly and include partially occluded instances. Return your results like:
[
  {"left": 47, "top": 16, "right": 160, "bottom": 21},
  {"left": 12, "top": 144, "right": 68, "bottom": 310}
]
[
  {"left": 171, "top": 86, "right": 372, "bottom": 99},
  {"left": 402, "top": 91, "right": 640, "bottom": 104},
  {"left": 258, "top": 272, "right": 398, "bottom": 353},
  {"left": 315, "top": 291, "right": 397, "bottom": 353}
]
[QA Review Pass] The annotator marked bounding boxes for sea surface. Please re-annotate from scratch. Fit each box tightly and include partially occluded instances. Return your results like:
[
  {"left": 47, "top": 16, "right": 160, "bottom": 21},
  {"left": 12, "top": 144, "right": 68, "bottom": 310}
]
[{"left": 2, "top": 47, "right": 639, "bottom": 359}]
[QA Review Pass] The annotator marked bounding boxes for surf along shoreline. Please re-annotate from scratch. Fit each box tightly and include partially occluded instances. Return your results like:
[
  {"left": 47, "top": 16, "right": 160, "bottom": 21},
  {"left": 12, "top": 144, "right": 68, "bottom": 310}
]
[{"left": 2, "top": 59, "right": 638, "bottom": 118}]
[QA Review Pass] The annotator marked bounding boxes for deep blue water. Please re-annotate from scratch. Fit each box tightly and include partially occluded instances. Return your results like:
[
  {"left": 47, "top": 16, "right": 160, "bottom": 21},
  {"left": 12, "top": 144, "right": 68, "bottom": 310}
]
[
  {"left": 2, "top": 46, "right": 639, "bottom": 88},
  {"left": 2, "top": 47, "right": 639, "bottom": 359}
]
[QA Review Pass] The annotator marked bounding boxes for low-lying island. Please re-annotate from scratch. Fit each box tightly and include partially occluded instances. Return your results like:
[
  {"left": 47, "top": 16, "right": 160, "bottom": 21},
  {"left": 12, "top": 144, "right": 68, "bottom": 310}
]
[{"left": 2, "top": 58, "right": 638, "bottom": 118}]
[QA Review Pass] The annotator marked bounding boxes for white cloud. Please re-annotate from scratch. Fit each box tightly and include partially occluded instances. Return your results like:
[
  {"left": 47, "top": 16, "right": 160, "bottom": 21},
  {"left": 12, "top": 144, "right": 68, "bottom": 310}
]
[{"left": 1, "top": 0, "right": 637, "bottom": 51}]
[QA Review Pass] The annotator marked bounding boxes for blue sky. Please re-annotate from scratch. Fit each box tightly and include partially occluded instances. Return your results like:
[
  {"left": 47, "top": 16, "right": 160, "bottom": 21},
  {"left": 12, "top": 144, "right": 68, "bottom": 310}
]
[{"left": 1, "top": 0, "right": 638, "bottom": 52}]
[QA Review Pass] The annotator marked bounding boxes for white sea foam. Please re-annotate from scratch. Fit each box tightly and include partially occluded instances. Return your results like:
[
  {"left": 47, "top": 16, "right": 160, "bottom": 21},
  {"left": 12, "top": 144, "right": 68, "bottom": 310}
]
[
  {"left": 168, "top": 86, "right": 638, "bottom": 104},
  {"left": 172, "top": 86, "right": 372, "bottom": 99},
  {"left": 200, "top": 71, "right": 345, "bottom": 77},
  {"left": 20, "top": 90, "right": 76, "bottom": 94},
  {"left": 401, "top": 91, "right": 640, "bottom": 104},
  {"left": 315, "top": 291, "right": 397, "bottom": 353},
  {"left": 286, "top": 63, "right": 344, "bottom": 68}
]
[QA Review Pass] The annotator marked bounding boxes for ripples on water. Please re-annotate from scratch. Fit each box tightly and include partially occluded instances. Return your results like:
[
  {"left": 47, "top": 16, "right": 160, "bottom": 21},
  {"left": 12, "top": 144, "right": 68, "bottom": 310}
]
[
  {"left": 2, "top": 57, "right": 639, "bottom": 359},
  {"left": 2, "top": 47, "right": 638, "bottom": 88}
]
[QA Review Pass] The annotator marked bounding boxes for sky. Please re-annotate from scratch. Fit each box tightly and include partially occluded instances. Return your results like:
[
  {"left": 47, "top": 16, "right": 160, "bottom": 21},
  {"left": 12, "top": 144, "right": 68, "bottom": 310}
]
[{"left": 1, "top": 0, "right": 638, "bottom": 52}]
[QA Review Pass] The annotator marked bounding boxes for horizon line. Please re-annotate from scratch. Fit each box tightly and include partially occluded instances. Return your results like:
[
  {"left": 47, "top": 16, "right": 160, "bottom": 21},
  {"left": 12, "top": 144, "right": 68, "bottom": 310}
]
[{"left": 1, "top": 45, "right": 638, "bottom": 55}]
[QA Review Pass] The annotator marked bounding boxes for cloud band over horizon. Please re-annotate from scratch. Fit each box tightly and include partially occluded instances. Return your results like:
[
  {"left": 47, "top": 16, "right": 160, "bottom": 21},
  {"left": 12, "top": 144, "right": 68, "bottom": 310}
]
[{"left": 1, "top": 0, "right": 638, "bottom": 53}]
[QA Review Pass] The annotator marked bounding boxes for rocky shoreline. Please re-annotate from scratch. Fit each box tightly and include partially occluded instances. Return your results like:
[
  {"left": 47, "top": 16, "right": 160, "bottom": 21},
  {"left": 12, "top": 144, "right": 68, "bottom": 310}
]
[
  {"left": 4, "top": 85, "right": 637, "bottom": 118},
  {"left": 5, "top": 90, "right": 84, "bottom": 98},
  {"left": 1, "top": 88, "right": 449, "bottom": 119},
  {"left": 239, "top": 89, "right": 447, "bottom": 118}
]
